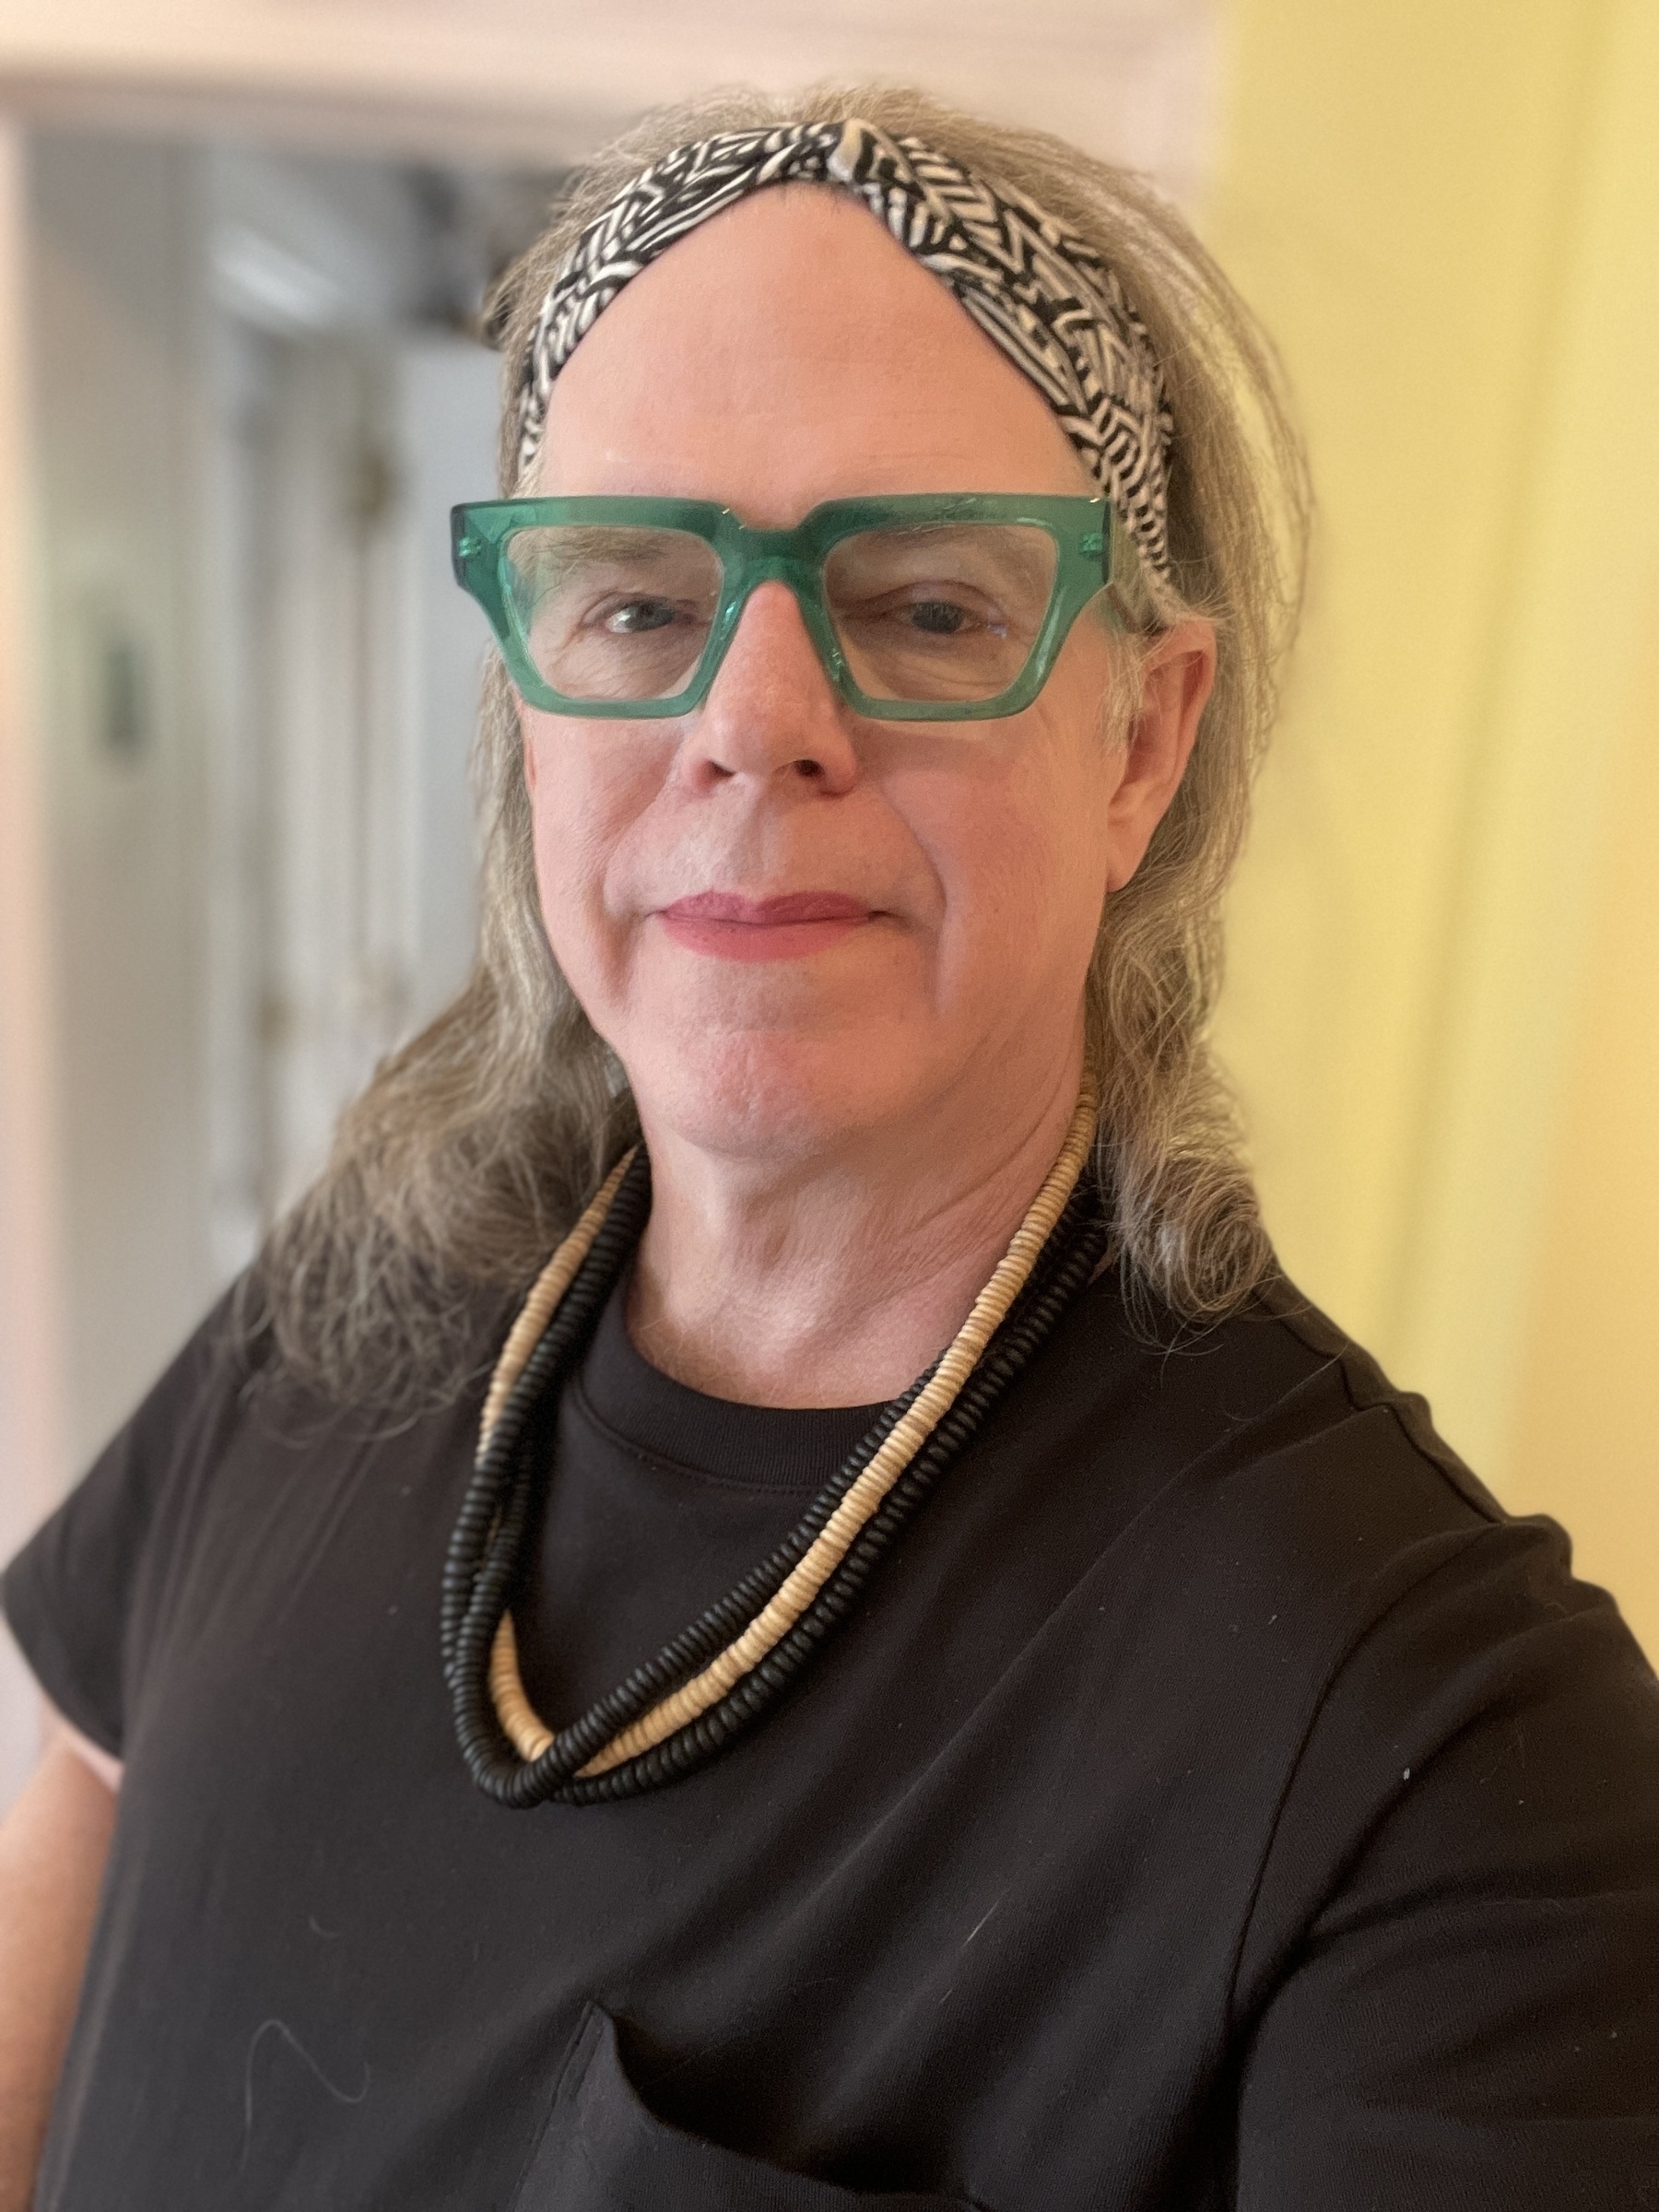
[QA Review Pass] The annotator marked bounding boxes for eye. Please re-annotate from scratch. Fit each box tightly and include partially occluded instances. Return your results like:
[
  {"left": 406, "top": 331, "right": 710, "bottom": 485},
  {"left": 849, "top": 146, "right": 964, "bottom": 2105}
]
[
  {"left": 906, "top": 598, "right": 969, "bottom": 635},
  {"left": 896, "top": 593, "right": 1007, "bottom": 639},
  {"left": 601, "top": 596, "right": 684, "bottom": 635}
]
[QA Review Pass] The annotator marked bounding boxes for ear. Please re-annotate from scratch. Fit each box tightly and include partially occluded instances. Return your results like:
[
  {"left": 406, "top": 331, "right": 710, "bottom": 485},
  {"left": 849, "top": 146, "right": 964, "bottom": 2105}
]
[{"left": 1103, "top": 618, "right": 1217, "bottom": 893}]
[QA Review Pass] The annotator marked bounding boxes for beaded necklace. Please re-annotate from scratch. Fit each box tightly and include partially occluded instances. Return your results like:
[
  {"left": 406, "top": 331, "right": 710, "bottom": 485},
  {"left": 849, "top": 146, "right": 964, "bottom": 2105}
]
[{"left": 442, "top": 1082, "right": 1105, "bottom": 1806}]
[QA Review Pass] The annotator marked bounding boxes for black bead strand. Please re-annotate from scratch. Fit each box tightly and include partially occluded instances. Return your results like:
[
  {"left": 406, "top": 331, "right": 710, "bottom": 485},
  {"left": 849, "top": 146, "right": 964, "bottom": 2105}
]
[
  {"left": 445, "top": 1168, "right": 1106, "bottom": 1807},
  {"left": 538, "top": 1195, "right": 1109, "bottom": 1803}
]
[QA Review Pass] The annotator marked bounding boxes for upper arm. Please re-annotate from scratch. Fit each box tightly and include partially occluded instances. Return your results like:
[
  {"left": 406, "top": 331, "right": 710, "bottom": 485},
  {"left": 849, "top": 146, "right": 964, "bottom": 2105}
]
[
  {"left": 0, "top": 1718, "right": 117, "bottom": 1876},
  {"left": 53, "top": 1711, "right": 122, "bottom": 1796},
  {"left": 0, "top": 1717, "right": 120, "bottom": 2209}
]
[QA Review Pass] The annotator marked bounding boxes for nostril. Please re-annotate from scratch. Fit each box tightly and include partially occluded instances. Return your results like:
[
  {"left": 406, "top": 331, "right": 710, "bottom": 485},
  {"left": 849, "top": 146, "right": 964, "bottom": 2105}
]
[{"left": 793, "top": 758, "right": 824, "bottom": 780}]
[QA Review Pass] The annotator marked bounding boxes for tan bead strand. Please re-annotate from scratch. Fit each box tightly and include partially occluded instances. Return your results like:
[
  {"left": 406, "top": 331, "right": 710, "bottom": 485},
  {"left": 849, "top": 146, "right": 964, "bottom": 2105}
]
[
  {"left": 477, "top": 1148, "right": 638, "bottom": 1446},
  {"left": 480, "top": 1077, "right": 1099, "bottom": 1781}
]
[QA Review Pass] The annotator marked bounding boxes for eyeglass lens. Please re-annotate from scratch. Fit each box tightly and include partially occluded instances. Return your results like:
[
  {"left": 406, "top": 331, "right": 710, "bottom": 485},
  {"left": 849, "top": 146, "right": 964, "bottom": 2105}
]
[{"left": 500, "top": 522, "right": 1060, "bottom": 706}]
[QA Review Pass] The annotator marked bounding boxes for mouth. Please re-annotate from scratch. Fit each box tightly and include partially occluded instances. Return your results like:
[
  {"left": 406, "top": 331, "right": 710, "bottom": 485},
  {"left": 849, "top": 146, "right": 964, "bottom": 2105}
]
[{"left": 654, "top": 889, "right": 877, "bottom": 963}]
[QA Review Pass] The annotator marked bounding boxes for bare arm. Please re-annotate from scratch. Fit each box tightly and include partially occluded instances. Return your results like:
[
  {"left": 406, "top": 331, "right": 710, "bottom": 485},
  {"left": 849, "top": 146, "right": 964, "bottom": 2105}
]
[{"left": 0, "top": 1714, "right": 119, "bottom": 2212}]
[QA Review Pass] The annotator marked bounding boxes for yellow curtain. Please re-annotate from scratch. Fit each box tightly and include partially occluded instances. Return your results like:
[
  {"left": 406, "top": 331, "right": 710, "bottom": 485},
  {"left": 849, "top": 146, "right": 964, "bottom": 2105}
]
[{"left": 1209, "top": 0, "right": 1659, "bottom": 1651}]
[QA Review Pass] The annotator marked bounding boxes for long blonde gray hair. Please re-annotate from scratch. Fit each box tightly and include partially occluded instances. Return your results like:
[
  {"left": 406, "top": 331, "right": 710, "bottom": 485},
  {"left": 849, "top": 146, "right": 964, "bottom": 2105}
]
[{"left": 253, "top": 82, "right": 1310, "bottom": 1407}]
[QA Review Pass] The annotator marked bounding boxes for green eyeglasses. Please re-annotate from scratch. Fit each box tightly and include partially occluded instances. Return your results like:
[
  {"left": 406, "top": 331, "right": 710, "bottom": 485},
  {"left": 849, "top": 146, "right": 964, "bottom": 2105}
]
[{"left": 450, "top": 493, "right": 1118, "bottom": 723}]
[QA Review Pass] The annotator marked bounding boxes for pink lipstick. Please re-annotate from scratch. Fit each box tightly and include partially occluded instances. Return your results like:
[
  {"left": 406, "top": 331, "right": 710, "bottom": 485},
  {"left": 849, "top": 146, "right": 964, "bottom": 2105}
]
[{"left": 656, "top": 890, "right": 873, "bottom": 962}]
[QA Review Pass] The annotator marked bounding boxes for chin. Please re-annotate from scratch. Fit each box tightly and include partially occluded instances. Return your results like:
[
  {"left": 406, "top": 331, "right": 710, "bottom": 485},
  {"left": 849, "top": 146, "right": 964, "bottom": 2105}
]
[{"left": 631, "top": 1029, "right": 927, "bottom": 1162}]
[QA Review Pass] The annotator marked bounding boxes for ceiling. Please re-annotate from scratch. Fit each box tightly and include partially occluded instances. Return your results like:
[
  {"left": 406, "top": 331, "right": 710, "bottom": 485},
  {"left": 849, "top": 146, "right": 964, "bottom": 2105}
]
[{"left": 0, "top": 0, "right": 1219, "bottom": 201}]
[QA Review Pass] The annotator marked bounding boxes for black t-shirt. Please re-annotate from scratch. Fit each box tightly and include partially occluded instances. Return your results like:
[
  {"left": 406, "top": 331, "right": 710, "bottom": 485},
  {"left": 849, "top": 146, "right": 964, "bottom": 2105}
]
[{"left": 5, "top": 1261, "right": 1659, "bottom": 2210}]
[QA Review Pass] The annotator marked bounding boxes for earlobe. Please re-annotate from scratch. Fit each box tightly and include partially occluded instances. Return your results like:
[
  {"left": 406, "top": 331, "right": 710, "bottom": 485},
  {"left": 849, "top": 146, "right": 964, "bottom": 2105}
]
[{"left": 521, "top": 711, "right": 539, "bottom": 794}]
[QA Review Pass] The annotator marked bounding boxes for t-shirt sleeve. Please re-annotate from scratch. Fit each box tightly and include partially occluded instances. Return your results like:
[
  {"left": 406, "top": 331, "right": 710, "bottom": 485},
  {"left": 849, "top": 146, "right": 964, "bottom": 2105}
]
[
  {"left": 1, "top": 1295, "right": 248, "bottom": 1758},
  {"left": 1233, "top": 1513, "right": 1659, "bottom": 2208}
]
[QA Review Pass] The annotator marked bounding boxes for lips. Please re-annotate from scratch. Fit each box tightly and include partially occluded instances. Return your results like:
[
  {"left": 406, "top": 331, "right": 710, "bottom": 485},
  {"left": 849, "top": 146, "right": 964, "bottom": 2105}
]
[{"left": 655, "top": 889, "right": 875, "bottom": 962}]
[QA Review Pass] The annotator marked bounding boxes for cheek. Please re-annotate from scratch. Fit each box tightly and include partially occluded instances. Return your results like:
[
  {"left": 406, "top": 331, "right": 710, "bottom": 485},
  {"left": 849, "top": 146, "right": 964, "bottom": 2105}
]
[
  {"left": 523, "top": 718, "right": 661, "bottom": 988},
  {"left": 900, "top": 723, "right": 1115, "bottom": 1000}
]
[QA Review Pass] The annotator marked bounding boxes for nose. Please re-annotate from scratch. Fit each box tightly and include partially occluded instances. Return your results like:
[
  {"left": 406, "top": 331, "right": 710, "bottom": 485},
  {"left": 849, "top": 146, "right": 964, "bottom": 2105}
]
[{"left": 678, "top": 581, "right": 860, "bottom": 794}]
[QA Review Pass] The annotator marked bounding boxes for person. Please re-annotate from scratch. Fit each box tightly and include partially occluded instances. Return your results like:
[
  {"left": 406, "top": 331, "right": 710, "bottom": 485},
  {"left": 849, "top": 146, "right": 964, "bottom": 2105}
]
[{"left": 2, "top": 84, "right": 1656, "bottom": 2212}]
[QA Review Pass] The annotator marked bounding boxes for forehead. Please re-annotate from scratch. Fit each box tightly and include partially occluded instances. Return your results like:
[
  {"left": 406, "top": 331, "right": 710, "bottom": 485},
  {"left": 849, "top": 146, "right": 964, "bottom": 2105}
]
[{"left": 535, "top": 186, "right": 1090, "bottom": 521}]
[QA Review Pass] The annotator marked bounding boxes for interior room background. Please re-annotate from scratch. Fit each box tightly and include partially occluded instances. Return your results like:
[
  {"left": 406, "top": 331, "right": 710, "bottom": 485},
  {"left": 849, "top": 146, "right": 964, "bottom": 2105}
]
[{"left": 0, "top": 0, "right": 1654, "bottom": 1810}]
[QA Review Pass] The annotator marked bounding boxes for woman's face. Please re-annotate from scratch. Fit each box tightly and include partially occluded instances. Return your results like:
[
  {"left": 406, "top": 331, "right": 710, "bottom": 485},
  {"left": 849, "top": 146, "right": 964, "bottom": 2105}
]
[{"left": 522, "top": 188, "right": 1210, "bottom": 1168}]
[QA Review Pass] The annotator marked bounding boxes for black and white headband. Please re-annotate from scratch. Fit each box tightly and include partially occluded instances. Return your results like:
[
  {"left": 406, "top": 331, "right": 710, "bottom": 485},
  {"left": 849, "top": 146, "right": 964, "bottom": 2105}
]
[{"left": 512, "top": 119, "right": 1178, "bottom": 584}]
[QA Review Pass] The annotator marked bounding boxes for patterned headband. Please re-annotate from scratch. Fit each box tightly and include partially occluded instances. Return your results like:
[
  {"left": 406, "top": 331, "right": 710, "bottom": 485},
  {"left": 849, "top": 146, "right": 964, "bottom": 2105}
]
[{"left": 512, "top": 119, "right": 1177, "bottom": 582}]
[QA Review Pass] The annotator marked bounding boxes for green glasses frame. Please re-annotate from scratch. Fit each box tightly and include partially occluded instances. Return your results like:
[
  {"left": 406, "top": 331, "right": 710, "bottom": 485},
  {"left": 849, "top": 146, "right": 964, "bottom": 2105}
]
[{"left": 449, "top": 492, "right": 1118, "bottom": 723}]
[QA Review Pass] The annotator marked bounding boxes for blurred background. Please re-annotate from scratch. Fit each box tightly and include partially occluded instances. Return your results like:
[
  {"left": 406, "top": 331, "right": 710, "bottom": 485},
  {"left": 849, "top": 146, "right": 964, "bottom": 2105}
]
[{"left": 0, "top": 0, "right": 1654, "bottom": 1807}]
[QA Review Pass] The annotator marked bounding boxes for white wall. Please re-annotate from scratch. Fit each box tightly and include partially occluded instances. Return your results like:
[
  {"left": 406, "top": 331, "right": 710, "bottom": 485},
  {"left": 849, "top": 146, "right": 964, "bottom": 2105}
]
[
  {"left": 0, "top": 134, "right": 218, "bottom": 1806},
  {"left": 0, "top": 133, "right": 501, "bottom": 1808},
  {"left": 0, "top": 131, "right": 58, "bottom": 1808},
  {"left": 31, "top": 134, "right": 219, "bottom": 1475}
]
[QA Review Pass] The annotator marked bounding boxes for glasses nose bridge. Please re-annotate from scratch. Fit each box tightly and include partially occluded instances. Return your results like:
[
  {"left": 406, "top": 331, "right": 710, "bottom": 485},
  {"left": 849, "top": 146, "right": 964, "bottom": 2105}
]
[
  {"left": 712, "top": 529, "right": 841, "bottom": 683},
  {"left": 727, "top": 529, "right": 825, "bottom": 609}
]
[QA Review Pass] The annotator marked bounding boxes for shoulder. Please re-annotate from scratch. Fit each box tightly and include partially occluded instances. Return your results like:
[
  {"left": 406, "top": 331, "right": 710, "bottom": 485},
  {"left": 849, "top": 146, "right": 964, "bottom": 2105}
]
[
  {"left": 1038, "top": 1255, "right": 1656, "bottom": 1782},
  {"left": 1008, "top": 1254, "right": 1657, "bottom": 1847},
  {"left": 0, "top": 1276, "right": 516, "bottom": 1752},
  {"left": 1044, "top": 1260, "right": 1502, "bottom": 1575},
  {"left": 1015, "top": 1260, "right": 1655, "bottom": 1745}
]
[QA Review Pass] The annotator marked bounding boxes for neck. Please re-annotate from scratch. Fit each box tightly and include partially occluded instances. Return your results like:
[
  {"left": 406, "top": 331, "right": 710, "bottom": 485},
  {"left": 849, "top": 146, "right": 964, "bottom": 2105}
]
[{"left": 625, "top": 1043, "right": 1087, "bottom": 1407}]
